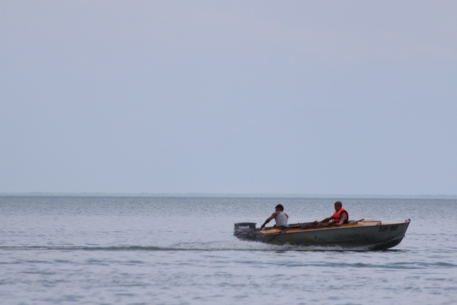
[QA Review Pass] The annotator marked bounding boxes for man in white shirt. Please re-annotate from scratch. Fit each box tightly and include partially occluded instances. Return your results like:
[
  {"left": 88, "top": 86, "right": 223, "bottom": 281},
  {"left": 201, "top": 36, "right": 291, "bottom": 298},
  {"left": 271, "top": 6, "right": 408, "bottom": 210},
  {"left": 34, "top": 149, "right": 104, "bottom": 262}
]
[{"left": 260, "top": 204, "right": 290, "bottom": 230}]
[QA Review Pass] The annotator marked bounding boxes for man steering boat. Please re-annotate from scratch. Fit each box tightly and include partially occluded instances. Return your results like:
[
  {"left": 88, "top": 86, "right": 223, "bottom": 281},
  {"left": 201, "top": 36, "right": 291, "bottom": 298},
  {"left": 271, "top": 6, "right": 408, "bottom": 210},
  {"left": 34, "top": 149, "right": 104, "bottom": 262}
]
[{"left": 260, "top": 204, "right": 290, "bottom": 230}]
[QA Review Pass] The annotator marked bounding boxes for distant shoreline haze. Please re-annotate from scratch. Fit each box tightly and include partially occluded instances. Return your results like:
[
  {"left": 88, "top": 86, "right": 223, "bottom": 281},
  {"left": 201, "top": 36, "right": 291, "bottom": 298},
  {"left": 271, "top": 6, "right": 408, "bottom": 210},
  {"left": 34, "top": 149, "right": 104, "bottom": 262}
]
[{"left": 0, "top": 193, "right": 456, "bottom": 199}]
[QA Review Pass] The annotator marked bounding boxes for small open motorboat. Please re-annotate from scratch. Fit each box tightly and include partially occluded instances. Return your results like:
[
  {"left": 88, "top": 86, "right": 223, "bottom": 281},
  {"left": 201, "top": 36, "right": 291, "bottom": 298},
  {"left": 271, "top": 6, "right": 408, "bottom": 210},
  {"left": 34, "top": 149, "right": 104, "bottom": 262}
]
[{"left": 234, "top": 219, "right": 411, "bottom": 250}]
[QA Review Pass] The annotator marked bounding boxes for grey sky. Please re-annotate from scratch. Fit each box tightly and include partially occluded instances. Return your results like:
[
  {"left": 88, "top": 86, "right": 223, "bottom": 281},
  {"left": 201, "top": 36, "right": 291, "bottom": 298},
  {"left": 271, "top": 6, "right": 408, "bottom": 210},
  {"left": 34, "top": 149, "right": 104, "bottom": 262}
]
[{"left": 1, "top": 1, "right": 456, "bottom": 195}]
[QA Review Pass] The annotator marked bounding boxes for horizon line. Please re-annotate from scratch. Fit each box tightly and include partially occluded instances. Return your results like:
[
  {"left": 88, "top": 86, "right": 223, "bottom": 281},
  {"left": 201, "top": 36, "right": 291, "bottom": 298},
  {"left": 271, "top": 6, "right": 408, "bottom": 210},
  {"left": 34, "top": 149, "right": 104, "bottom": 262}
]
[{"left": 0, "top": 192, "right": 456, "bottom": 199}]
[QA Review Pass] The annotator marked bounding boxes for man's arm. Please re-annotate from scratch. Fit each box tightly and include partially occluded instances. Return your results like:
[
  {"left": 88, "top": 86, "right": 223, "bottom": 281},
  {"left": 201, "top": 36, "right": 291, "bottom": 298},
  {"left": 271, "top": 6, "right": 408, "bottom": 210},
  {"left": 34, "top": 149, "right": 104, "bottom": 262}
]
[
  {"left": 319, "top": 216, "right": 334, "bottom": 223},
  {"left": 260, "top": 212, "right": 278, "bottom": 229}
]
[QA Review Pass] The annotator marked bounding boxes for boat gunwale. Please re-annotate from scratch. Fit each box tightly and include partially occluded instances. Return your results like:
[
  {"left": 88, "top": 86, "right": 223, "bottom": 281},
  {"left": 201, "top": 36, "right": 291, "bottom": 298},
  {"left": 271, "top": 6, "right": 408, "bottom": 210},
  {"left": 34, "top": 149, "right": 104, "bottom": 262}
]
[{"left": 259, "top": 219, "right": 410, "bottom": 236}]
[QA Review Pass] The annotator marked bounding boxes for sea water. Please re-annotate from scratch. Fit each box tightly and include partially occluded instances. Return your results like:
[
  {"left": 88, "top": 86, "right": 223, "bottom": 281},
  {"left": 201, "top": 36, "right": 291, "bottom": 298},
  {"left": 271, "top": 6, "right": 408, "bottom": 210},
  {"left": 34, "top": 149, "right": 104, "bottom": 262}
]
[{"left": 1, "top": 196, "right": 456, "bottom": 305}]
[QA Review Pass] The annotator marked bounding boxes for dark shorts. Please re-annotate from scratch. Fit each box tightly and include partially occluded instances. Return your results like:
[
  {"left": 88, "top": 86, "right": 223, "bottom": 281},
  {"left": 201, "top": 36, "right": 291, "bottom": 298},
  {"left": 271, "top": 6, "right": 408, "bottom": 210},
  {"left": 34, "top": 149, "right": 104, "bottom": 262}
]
[{"left": 278, "top": 226, "right": 291, "bottom": 230}]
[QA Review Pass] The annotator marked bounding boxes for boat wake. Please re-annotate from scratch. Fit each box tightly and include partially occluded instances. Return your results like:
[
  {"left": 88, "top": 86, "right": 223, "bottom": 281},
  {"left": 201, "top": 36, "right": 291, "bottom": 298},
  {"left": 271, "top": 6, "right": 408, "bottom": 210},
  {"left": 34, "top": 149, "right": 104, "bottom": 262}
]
[{"left": 0, "top": 242, "right": 401, "bottom": 252}]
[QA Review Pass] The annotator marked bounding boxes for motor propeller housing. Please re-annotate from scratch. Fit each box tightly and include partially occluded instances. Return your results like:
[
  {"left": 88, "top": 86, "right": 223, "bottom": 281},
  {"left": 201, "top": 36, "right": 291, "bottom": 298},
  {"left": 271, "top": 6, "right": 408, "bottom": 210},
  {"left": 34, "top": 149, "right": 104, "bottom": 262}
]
[{"left": 234, "top": 222, "right": 257, "bottom": 241}]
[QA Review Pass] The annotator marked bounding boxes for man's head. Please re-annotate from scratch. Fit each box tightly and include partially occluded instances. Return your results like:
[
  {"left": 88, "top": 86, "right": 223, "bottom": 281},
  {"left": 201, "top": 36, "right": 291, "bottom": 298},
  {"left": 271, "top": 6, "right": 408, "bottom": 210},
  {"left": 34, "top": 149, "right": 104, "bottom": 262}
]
[
  {"left": 275, "top": 204, "right": 284, "bottom": 212},
  {"left": 334, "top": 201, "right": 343, "bottom": 211}
]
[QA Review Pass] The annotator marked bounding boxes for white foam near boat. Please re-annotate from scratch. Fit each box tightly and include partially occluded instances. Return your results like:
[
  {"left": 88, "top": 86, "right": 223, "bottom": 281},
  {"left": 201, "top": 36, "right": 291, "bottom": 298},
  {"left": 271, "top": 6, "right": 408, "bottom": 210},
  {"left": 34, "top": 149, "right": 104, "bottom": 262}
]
[{"left": 234, "top": 219, "right": 411, "bottom": 250}]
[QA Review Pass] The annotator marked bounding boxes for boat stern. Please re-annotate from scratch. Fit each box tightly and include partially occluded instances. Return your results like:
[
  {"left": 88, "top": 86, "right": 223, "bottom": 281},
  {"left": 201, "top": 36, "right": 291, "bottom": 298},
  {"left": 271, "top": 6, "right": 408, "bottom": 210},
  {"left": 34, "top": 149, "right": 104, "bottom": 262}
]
[{"left": 234, "top": 222, "right": 258, "bottom": 241}]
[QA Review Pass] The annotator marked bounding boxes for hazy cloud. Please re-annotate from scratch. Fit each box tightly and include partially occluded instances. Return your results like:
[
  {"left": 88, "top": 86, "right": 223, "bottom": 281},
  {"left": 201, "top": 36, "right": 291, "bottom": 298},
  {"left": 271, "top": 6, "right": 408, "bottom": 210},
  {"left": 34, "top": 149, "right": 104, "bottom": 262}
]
[{"left": 1, "top": 1, "right": 456, "bottom": 195}]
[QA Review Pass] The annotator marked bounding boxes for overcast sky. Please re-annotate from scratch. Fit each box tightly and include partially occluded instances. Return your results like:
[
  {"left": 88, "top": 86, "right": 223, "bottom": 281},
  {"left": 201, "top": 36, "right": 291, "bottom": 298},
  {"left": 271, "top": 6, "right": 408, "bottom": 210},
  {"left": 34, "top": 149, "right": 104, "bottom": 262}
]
[{"left": 1, "top": 1, "right": 456, "bottom": 195}]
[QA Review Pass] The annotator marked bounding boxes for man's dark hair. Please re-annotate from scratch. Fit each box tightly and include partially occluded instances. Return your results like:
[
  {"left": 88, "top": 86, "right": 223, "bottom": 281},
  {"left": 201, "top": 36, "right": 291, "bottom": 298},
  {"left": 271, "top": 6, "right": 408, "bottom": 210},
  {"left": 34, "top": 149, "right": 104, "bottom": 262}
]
[
  {"left": 334, "top": 201, "right": 343, "bottom": 207},
  {"left": 275, "top": 204, "right": 284, "bottom": 211}
]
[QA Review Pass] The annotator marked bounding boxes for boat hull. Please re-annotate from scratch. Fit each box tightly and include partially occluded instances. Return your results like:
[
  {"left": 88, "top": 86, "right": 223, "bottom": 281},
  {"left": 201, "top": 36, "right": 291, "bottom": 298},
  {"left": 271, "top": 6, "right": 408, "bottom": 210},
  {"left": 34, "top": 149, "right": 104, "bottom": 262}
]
[{"left": 235, "top": 220, "right": 410, "bottom": 250}]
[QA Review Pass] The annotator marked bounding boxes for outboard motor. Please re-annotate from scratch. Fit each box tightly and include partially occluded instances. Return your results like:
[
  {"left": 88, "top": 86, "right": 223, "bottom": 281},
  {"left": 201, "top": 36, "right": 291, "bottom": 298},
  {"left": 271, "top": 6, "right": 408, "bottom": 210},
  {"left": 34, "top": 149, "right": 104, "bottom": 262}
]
[{"left": 234, "top": 222, "right": 257, "bottom": 241}]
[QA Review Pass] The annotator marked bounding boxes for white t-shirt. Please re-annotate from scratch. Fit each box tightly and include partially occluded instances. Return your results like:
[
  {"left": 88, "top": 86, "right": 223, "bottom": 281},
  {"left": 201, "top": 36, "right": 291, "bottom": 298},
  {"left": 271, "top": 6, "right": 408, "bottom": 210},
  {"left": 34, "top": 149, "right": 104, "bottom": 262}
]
[{"left": 275, "top": 212, "right": 288, "bottom": 227}]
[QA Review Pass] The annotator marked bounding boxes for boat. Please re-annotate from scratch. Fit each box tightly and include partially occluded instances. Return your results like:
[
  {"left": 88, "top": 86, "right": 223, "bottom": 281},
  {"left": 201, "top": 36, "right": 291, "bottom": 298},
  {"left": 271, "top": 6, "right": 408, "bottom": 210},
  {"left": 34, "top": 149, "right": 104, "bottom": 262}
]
[{"left": 234, "top": 219, "right": 411, "bottom": 250}]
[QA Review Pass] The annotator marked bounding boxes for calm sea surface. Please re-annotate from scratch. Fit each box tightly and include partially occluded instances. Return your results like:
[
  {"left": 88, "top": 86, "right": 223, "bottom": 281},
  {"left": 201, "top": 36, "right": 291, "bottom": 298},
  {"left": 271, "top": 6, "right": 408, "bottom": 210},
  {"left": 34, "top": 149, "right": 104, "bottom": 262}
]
[{"left": 1, "top": 196, "right": 456, "bottom": 305}]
